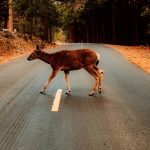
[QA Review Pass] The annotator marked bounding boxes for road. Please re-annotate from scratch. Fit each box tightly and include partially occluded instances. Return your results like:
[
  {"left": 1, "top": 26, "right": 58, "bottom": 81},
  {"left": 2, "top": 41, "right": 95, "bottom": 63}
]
[{"left": 0, "top": 43, "right": 150, "bottom": 150}]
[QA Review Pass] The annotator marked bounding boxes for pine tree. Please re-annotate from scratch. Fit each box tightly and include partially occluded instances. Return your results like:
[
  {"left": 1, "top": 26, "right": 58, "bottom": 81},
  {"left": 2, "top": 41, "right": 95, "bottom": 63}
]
[{"left": 7, "top": 0, "right": 13, "bottom": 32}]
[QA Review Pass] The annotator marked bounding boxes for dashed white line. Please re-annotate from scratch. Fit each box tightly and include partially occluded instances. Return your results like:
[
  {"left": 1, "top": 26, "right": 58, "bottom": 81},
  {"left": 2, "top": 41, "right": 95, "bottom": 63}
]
[{"left": 51, "top": 89, "right": 62, "bottom": 112}]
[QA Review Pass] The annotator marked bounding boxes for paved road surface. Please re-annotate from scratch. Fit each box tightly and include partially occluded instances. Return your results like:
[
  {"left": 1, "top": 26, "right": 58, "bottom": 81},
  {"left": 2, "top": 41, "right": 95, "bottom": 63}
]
[{"left": 0, "top": 43, "right": 150, "bottom": 150}]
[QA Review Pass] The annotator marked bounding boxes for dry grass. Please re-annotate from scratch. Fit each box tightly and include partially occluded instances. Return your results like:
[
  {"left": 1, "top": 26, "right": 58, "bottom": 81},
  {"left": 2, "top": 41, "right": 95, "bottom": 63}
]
[
  {"left": 0, "top": 31, "right": 56, "bottom": 64},
  {"left": 106, "top": 44, "right": 150, "bottom": 74}
]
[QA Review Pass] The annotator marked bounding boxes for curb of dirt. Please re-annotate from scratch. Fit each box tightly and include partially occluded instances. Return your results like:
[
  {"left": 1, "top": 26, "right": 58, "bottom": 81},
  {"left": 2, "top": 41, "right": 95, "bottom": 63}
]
[
  {"left": 104, "top": 44, "right": 150, "bottom": 74},
  {"left": 0, "top": 31, "right": 57, "bottom": 64}
]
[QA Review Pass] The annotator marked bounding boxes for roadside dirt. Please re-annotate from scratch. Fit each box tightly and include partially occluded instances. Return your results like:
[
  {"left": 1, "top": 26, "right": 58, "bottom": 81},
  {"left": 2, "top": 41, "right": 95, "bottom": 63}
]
[
  {"left": 106, "top": 44, "right": 150, "bottom": 74},
  {"left": 0, "top": 31, "right": 56, "bottom": 64},
  {"left": 0, "top": 32, "right": 150, "bottom": 74}
]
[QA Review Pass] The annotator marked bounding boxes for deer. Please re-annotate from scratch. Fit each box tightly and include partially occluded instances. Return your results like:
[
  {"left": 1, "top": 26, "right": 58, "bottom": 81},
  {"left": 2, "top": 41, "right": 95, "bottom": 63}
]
[{"left": 27, "top": 45, "right": 103, "bottom": 96}]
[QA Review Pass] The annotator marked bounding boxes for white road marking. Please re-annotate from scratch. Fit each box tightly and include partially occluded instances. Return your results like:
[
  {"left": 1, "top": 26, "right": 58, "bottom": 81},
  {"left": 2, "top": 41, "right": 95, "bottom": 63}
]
[{"left": 51, "top": 89, "right": 62, "bottom": 112}]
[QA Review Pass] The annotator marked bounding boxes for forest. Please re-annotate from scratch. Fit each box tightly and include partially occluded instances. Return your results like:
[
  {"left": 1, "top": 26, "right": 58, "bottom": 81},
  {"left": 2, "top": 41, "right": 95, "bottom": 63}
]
[{"left": 0, "top": 0, "right": 150, "bottom": 45}]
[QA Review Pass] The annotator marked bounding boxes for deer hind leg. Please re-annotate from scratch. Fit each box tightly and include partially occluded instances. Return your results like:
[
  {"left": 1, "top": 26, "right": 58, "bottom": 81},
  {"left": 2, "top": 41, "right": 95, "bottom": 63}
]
[
  {"left": 93, "top": 66, "right": 103, "bottom": 94},
  {"left": 40, "top": 68, "right": 61, "bottom": 94},
  {"left": 64, "top": 71, "right": 71, "bottom": 95},
  {"left": 85, "top": 66, "right": 99, "bottom": 96}
]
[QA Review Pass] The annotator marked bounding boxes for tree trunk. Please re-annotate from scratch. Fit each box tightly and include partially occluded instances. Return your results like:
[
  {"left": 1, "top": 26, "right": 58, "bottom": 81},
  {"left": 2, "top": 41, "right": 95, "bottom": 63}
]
[
  {"left": 48, "top": 25, "right": 52, "bottom": 43},
  {"left": 29, "top": 18, "right": 33, "bottom": 39},
  {"left": 7, "top": 0, "right": 13, "bottom": 32},
  {"left": 67, "top": 24, "right": 75, "bottom": 43},
  {"left": 43, "top": 17, "right": 49, "bottom": 41}
]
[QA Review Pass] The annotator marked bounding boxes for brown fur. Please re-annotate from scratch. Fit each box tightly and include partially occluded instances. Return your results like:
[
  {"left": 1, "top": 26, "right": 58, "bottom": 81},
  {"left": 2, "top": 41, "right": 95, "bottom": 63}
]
[{"left": 27, "top": 45, "right": 102, "bottom": 95}]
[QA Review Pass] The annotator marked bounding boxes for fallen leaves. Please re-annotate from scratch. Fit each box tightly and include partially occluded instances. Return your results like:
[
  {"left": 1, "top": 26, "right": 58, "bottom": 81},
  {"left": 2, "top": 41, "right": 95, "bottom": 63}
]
[
  {"left": 0, "top": 31, "right": 56, "bottom": 64},
  {"left": 106, "top": 44, "right": 150, "bottom": 74}
]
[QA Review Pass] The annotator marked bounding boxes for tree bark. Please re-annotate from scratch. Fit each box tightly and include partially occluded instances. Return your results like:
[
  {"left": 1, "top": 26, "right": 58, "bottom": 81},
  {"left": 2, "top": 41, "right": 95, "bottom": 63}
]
[
  {"left": 48, "top": 25, "right": 52, "bottom": 43},
  {"left": 7, "top": 0, "right": 13, "bottom": 32}
]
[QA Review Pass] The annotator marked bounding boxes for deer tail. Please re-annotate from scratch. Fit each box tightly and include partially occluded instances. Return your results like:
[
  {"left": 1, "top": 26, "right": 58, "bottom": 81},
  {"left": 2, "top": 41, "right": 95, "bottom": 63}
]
[
  {"left": 96, "top": 52, "right": 100, "bottom": 66},
  {"left": 96, "top": 60, "right": 99, "bottom": 66}
]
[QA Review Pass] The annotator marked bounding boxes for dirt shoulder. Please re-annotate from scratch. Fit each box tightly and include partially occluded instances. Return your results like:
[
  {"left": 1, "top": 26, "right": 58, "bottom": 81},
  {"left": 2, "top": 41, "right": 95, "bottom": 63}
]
[
  {"left": 105, "top": 44, "right": 150, "bottom": 74},
  {"left": 0, "top": 31, "right": 56, "bottom": 64},
  {"left": 1, "top": 33, "right": 150, "bottom": 74}
]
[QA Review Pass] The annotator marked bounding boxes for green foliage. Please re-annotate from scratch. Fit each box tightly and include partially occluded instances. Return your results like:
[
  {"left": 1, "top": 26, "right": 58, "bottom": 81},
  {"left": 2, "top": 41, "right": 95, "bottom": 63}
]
[
  {"left": 54, "top": 0, "right": 85, "bottom": 29},
  {"left": 3, "top": 0, "right": 149, "bottom": 44},
  {"left": 13, "top": 0, "right": 58, "bottom": 40},
  {"left": 61, "top": 0, "right": 150, "bottom": 44},
  {"left": 54, "top": 27, "right": 66, "bottom": 42}
]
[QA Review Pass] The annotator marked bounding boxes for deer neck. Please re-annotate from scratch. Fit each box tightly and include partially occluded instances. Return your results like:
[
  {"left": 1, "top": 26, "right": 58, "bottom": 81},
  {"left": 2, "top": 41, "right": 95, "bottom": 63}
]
[{"left": 39, "top": 51, "right": 53, "bottom": 64}]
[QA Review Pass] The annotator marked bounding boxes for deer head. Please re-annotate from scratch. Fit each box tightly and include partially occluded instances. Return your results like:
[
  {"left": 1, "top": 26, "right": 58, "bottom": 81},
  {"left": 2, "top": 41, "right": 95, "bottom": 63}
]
[{"left": 27, "top": 45, "right": 42, "bottom": 61}]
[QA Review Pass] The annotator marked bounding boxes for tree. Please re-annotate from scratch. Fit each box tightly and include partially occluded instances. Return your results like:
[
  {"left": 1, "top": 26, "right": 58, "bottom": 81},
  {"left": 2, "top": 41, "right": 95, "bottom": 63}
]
[
  {"left": 5, "top": 0, "right": 149, "bottom": 45},
  {"left": 7, "top": 0, "right": 13, "bottom": 32},
  {"left": 13, "top": 0, "right": 58, "bottom": 42},
  {"left": 57, "top": 0, "right": 149, "bottom": 45},
  {"left": 54, "top": 0, "right": 85, "bottom": 42}
]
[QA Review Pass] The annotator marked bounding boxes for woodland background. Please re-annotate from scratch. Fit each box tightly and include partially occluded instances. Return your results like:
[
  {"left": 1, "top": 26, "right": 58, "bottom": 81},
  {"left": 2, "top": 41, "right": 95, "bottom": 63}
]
[{"left": 0, "top": 0, "right": 150, "bottom": 45}]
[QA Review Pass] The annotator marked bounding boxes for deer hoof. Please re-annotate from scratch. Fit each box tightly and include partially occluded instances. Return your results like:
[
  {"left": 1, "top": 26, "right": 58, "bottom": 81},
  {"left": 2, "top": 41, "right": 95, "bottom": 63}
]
[
  {"left": 65, "top": 91, "right": 71, "bottom": 95},
  {"left": 40, "top": 91, "right": 46, "bottom": 94},
  {"left": 99, "top": 88, "right": 102, "bottom": 94},
  {"left": 89, "top": 92, "right": 95, "bottom": 96}
]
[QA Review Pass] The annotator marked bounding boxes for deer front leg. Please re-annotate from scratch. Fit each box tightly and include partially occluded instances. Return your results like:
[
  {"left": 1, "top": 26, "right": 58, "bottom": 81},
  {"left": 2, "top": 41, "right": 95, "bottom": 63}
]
[
  {"left": 93, "top": 66, "right": 103, "bottom": 94},
  {"left": 40, "top": 68, "right": 61, "bottom": 94},
  {"left": 98, "top": 69, "right": 104, "bottom": 94},
  {"left": 64, "top": 71, "right": 71, "bottom": 95}
]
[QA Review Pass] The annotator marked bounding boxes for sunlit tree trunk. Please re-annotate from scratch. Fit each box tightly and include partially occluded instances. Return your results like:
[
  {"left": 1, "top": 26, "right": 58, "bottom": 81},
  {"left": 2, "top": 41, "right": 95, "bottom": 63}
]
[{"left": 7, "top": 0, "right": 13, "bottom": 32}]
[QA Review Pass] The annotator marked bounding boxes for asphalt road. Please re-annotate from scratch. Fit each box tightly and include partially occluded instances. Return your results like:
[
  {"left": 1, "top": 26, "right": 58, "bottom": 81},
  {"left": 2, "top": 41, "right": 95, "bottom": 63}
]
[{"left": 0, "top": 43, "right": 150, "bottom": 150}]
